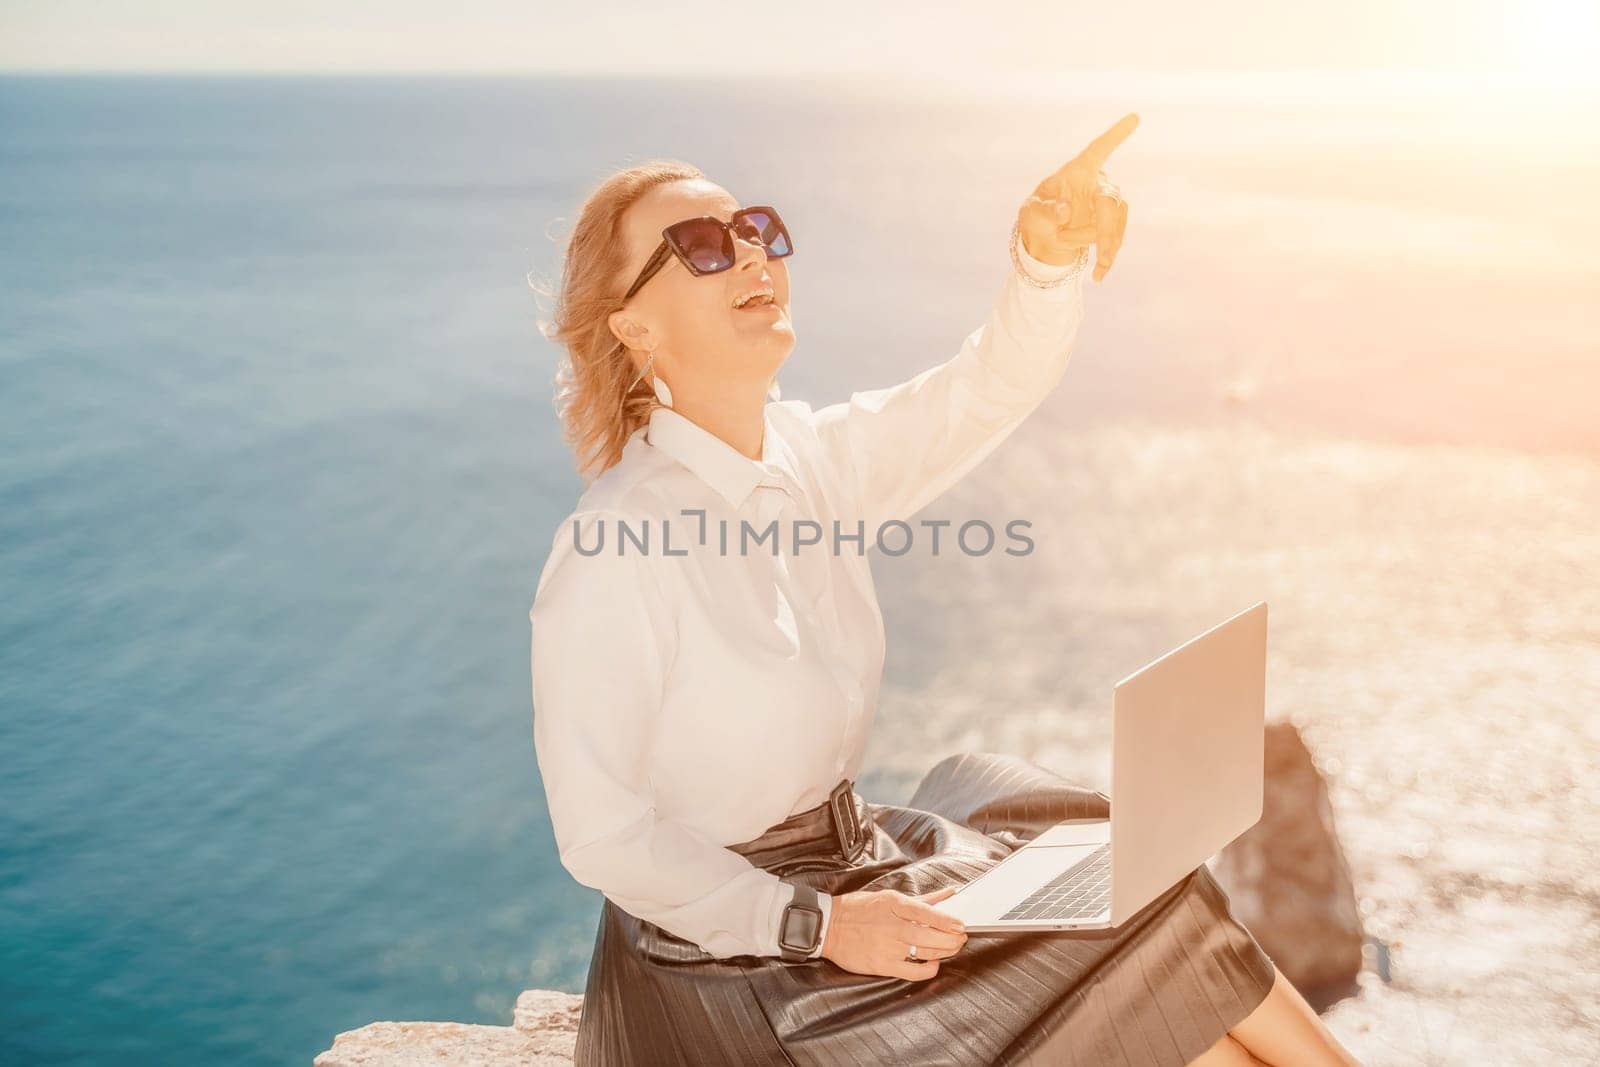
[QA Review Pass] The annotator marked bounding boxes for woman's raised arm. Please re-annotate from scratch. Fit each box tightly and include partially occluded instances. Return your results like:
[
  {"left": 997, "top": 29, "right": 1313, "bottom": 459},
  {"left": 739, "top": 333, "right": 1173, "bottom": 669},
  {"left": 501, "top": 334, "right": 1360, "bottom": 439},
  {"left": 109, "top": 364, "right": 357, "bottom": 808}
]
[
  {"left": 805, "top": 238, "right": 1086, "bottom": 534},
  {"left": 804, "top": 113, "right": 1136, "bottom": 535}
]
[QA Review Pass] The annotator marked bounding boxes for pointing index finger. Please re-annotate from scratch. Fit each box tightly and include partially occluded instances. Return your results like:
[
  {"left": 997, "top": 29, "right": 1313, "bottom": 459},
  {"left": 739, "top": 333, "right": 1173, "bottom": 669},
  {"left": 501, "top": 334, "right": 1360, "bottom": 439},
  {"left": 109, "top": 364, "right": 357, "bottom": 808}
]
[{"left": 1077, "top": 112, "right": 1140, "bottom": 167}]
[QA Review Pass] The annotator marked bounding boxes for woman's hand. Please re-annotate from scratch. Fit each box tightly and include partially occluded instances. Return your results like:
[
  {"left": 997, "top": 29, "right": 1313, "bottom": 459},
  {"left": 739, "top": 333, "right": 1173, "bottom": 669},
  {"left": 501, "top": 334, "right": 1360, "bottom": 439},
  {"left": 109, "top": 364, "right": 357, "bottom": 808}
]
[
  {"left": 818, "top": 886, "right": 969, "bottom": 980},
  {"left": 1016, "top": 111, "right": 1139, "bottom": 282}
]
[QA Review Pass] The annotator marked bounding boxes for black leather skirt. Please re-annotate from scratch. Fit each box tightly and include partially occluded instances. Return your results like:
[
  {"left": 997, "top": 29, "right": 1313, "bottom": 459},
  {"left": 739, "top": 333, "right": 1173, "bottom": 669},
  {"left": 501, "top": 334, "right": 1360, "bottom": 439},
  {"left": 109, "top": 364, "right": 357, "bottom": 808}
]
[{"left": 573, "top": 751, "right": 1277, "bottom": 1066}]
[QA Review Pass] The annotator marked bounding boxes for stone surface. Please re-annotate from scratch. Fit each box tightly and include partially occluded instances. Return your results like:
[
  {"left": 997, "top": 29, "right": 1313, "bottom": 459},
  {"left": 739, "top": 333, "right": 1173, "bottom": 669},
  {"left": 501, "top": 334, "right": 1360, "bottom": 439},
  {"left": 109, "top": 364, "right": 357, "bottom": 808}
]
[
  {"left": 312, "top": 989, "right": 581, "bottom": 1066},
  {"left": 1210, "top": 721, "right": 1366, "bottom": 1008},
  {"left": 512, "top": 988, "right": 585, "bottom": 1038}
]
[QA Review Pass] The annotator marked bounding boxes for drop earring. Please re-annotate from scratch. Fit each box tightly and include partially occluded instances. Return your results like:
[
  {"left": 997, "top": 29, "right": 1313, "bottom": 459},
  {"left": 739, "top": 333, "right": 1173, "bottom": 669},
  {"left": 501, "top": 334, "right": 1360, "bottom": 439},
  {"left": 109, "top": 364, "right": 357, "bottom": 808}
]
[
  {"left": 767, "top": 377, "right": 782, "bottom": 402},
  {"left": 626, "top": 347, "right": 673, "bottom": 408},
  {"left": 651, "top": 357, "right": 673, "bottom": 407}
]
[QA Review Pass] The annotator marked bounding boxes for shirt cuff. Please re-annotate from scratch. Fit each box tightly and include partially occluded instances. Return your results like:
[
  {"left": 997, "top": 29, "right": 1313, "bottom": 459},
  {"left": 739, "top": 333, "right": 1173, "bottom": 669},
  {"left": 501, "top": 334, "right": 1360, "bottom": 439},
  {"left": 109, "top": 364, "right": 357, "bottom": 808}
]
[{"left": 1013, "top": 227, "right": 1081, "bottom": 283}]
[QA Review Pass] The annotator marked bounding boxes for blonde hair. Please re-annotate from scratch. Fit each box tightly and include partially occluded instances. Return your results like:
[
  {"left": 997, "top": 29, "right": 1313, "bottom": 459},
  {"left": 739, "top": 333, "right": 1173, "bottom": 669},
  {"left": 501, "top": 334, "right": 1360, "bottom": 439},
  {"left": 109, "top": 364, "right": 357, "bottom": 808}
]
[{"left": 532, "top": 159, "right": 705, "bottom": 484}]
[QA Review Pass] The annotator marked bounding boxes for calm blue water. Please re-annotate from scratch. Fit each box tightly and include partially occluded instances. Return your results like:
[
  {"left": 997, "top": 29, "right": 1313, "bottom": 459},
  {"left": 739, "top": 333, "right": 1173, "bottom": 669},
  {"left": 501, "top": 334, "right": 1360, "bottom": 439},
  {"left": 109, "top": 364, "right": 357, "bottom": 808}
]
[{"left": 2, "top": 73, "right": 1594, "bottom": 1064}]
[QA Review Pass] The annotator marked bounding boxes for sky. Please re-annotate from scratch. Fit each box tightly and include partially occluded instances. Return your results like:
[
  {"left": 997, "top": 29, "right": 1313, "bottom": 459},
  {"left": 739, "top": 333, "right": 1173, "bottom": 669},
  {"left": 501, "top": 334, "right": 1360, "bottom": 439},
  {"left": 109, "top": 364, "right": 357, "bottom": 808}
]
[{"left": 1, "top": 1, "right": 1597, "bottom": 80}]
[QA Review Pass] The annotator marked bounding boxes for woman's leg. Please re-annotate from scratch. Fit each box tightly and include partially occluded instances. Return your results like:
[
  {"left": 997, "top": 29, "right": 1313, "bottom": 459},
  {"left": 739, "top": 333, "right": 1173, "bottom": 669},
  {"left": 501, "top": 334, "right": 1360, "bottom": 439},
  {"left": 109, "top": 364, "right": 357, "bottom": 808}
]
[
  {"left": 1227, "top": 965, "right": 1362, "bottom": 1066},
  {"left": 1189, "top": 1033, "right": 1268, "bottom": 1066}
]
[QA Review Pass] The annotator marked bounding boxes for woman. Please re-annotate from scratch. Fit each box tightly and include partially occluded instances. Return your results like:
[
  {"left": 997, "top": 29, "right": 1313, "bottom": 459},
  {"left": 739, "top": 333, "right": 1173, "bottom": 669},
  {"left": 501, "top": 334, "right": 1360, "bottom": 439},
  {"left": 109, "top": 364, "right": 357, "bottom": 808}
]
[{"left": 529, "top": 114, "right": 1362, "bottom": 1066}]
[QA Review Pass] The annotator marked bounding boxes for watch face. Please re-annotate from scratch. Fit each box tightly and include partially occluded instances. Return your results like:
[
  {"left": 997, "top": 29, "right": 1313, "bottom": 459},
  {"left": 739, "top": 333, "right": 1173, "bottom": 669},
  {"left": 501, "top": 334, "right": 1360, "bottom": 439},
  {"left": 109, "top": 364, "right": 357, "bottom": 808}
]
[{"left": 780, "top": 904, "right": 822, "bottom": 950}]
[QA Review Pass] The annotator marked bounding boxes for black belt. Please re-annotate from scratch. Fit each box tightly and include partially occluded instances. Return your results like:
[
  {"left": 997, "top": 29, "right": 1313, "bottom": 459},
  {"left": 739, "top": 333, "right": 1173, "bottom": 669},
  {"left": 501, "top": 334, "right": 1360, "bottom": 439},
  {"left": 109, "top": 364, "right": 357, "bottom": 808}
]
[
  {"left": 727, "top": 777, "right": 872, "bottom": 870},
  {"left": 828, "top": 778, "right": 869, "bottom": 862}
]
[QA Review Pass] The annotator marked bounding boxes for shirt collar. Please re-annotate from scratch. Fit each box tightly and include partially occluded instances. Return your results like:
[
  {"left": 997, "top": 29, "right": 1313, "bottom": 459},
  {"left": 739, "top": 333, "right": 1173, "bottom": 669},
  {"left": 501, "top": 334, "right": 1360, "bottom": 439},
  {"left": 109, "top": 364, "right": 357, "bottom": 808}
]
[{"left": 644, "top": 404, "right": 797, "bottom": 510}]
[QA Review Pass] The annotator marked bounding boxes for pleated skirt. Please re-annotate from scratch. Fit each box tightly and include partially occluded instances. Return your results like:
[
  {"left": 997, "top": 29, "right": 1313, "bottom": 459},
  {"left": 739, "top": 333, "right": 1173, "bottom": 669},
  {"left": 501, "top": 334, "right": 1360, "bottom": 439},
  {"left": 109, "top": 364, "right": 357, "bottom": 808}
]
[{"left": 573, "top": 751, "right": 1278, "bottom": 1066}]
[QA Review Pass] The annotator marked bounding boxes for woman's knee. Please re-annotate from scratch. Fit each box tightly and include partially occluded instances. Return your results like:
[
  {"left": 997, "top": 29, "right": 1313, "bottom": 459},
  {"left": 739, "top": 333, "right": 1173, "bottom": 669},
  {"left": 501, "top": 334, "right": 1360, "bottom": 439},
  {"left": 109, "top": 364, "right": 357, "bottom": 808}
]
[{"left": 1188, "top": 1032, "right": 1266, "bottom": 1067}]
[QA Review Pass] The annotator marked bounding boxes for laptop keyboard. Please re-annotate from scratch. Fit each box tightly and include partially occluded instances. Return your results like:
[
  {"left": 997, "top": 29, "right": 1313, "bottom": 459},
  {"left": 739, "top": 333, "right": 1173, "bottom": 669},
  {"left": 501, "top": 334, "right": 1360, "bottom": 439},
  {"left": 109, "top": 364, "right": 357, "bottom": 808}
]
[{"left": 998, "top": 843, "right": 1111, "bottom": 922}]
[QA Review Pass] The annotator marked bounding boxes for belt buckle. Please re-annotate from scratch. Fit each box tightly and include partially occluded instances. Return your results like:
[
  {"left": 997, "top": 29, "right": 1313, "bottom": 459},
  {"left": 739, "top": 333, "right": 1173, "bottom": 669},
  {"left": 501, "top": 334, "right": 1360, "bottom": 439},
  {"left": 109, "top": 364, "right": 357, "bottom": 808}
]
[{"left": 829, "top": 779, "right": 866, "bottom": 861}]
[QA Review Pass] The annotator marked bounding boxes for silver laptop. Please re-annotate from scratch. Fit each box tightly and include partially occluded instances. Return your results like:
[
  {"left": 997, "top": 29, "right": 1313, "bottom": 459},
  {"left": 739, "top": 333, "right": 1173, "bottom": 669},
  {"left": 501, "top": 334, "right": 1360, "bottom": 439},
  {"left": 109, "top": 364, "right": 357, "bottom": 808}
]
[{"left": 932, "top": 601, "right": 1267, "bottom": 932}]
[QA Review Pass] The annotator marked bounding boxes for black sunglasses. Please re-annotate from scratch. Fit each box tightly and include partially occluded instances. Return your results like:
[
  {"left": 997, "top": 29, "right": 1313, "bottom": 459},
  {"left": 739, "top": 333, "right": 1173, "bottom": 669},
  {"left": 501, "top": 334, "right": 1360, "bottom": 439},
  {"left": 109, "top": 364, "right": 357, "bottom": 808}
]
[{"left": 622, "top": 205, "right": 794, "bottom": 302}]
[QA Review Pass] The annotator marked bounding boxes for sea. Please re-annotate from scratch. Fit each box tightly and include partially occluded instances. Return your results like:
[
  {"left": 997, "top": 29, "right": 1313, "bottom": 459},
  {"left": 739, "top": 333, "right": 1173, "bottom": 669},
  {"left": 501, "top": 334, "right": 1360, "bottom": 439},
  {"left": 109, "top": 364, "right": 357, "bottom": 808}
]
[{"left": 1, "top": 72, "right": 1596, "bottom": 1064}]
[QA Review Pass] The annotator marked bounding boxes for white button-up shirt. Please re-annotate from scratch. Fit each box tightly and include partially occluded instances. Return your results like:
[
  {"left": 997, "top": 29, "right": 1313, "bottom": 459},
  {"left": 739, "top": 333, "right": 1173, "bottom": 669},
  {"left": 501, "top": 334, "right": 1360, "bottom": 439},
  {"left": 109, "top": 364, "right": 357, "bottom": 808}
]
[{"left": 530, "top": 234, "right": 1086, "bottom": 960}]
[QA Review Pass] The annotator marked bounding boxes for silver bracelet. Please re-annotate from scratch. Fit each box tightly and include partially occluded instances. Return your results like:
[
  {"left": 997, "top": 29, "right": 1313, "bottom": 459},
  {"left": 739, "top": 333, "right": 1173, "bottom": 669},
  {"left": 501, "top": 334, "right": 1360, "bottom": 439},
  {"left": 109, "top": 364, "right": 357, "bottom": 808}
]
[{"left": 1010, "top": 220, "right": 1088, "bottom": 289}]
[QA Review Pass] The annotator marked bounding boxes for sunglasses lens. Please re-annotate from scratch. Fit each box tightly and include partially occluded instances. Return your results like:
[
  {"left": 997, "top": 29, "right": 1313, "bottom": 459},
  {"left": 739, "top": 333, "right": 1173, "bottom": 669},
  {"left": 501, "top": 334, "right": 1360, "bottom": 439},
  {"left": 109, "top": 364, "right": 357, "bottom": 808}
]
[
  {"left": 669, "top": 219, "right": 734, "bottom": 274},
  {"left": 661, "top": 208, "right": 793, "bottom": 281},
  {"left": 736, "top": 209, "right": 792, "bottom": 257}
]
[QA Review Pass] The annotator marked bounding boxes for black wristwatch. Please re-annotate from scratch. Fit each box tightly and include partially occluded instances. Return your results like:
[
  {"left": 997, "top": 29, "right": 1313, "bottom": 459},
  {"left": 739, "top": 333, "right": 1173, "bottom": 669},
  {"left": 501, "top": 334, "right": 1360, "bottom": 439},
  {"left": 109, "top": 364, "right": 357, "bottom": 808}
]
[{"left": 777, "top": 880, "right": 824, "bottom": 962}]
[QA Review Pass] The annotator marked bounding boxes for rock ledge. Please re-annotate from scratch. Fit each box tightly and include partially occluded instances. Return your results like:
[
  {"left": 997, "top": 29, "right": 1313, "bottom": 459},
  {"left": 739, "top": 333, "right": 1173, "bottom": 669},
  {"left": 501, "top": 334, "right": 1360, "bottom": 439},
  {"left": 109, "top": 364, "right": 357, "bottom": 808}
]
[{"left": 313, "top": 989, "right": 581, "bottom": 1066}]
